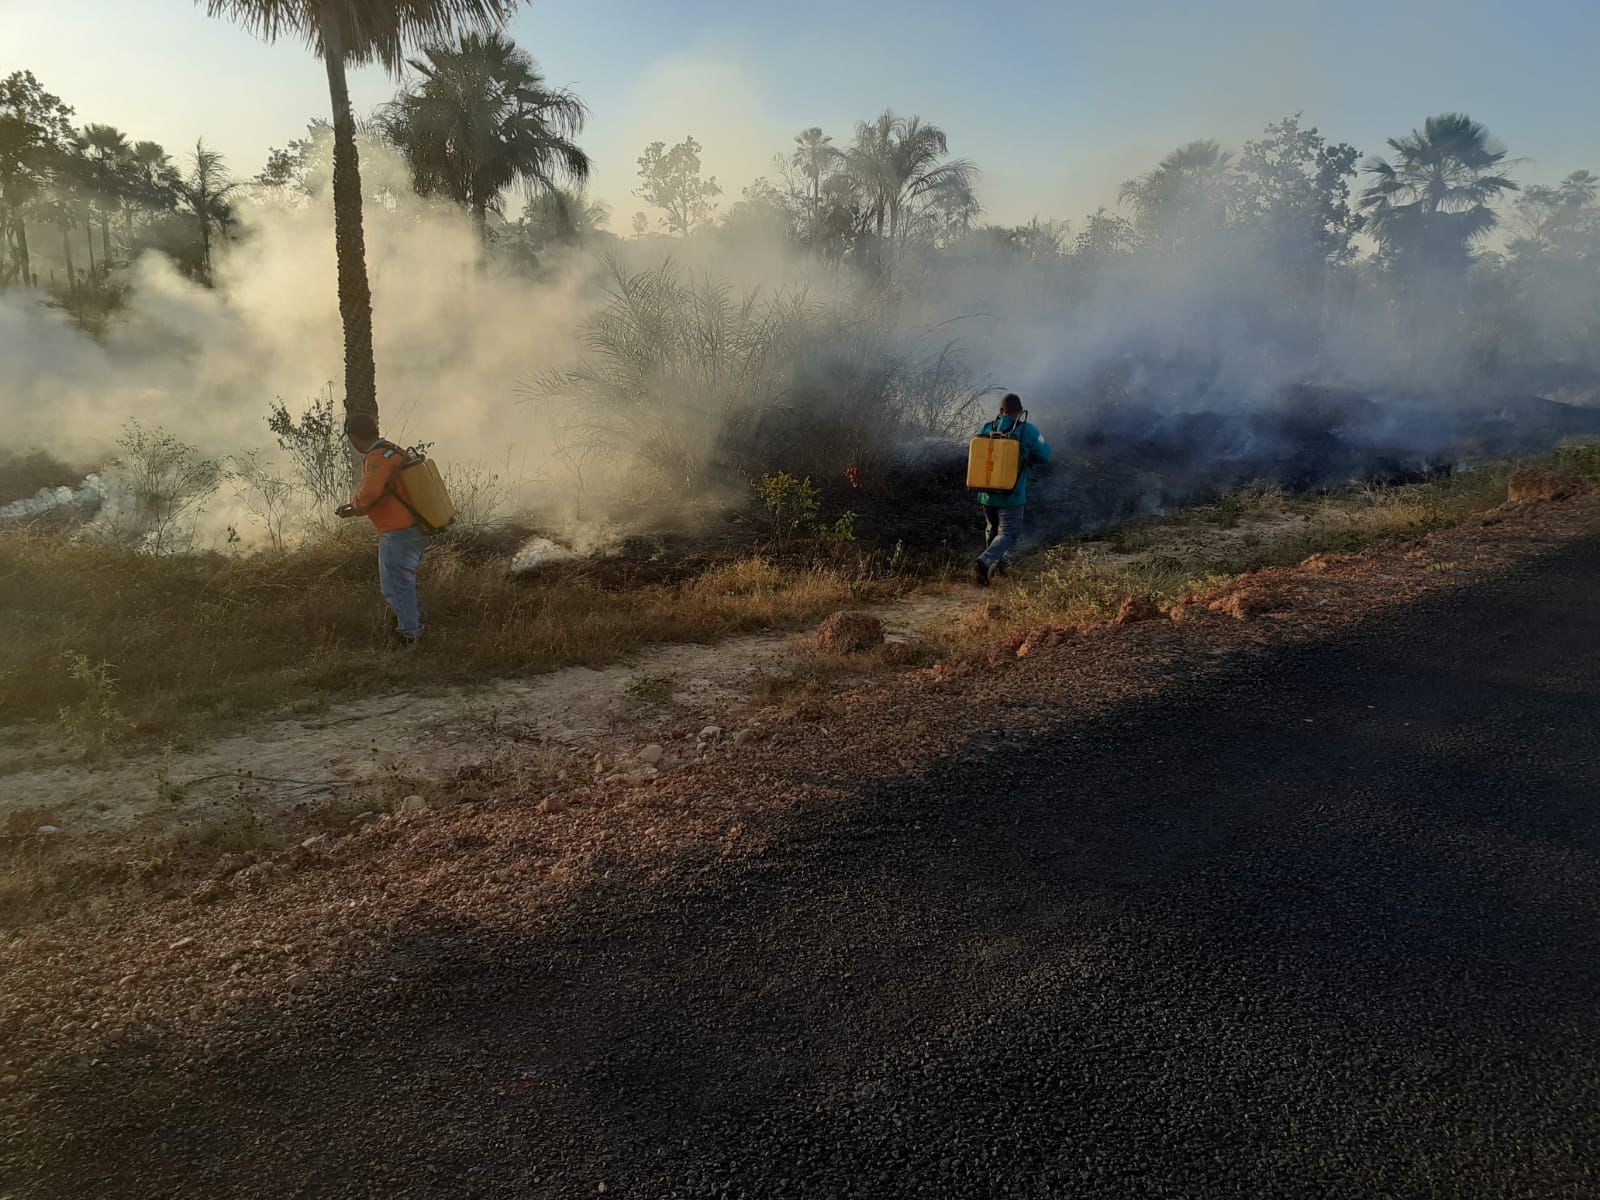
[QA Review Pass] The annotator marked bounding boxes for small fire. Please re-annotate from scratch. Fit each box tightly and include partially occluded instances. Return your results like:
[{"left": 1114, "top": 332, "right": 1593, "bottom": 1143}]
[{"left": 844, "top": 465, "right": 862, "bottom": 489}]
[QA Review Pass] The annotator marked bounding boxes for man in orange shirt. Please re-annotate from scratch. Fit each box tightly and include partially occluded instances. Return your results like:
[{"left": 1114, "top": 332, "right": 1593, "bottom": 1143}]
[{"left": 335, "top": 412, "right": 429, "bottom": 645}]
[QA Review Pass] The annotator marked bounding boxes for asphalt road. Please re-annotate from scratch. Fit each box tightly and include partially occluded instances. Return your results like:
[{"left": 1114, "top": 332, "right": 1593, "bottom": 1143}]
[{"left": 30, "top": 539, "right": 1600, "bottom": 1198}]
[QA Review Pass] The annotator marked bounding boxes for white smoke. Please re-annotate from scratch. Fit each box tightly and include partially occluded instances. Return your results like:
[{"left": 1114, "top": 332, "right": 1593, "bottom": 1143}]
[
  {"left": 0, "top": 473, "right": 106, "bottom": 522},
  {"left": 6, "top": 127, "right": 1598, "bottom": 558},
  {"left": 4, "top": 141, "right": 605, "bottom": 551}
]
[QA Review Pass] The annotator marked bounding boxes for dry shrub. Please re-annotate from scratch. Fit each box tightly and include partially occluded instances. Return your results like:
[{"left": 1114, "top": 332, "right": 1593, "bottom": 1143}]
[
  {"left": 813, "top": 611, "right": 885, "bottom": 653},
  {"left": 526, "top": 257, "right": 985, "bottom": 501}
]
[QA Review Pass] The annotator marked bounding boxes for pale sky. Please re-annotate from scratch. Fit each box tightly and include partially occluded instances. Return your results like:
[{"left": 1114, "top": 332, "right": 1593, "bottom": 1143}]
[{"left": 5, "top": 0, "right": 1598, "bottom": 230}]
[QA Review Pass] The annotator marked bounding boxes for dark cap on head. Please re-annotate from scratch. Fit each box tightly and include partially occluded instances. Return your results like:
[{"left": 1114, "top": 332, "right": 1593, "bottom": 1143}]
[
  {"left": 343, "top": 411, "right": 379, "bottom": 442},
  {"left": 999, "top": 393, "right": 1023, "bottom": 415}
]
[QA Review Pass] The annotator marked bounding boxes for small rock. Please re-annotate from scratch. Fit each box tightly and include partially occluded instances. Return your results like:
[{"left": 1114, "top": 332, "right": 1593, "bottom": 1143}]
[
  {"left": 189, "top": 881, "right": 225, "bottom": 906},
  {"left": 348, "top": 811, "right": 379, "bottom": 829},
  {"left": 732, "top": 729, "right": 756, "bottom": 747},
  {"left": 400, "top": 795, "right": 427, "bottom": 814},
  {"left": 300, "top": 834, "right": 328, "bottom": 849},
  {"left": 592, "top": 755, "right": 607, "bottom": 775},
  {"left": 35, "top": 824, "right": 61, "bottom": 836},
  {"left": 231, "top": 861, "right": 282, "bottom": 889},
  {"left": 538, "top": 795, "right": 567, "bottom": 815},
  {"left": 212, "top": 852, "right": 251, "bottom": 880},
  {"left": 117, "top": 974, "right": 140, "bottom": 988},
  {"left": 698, "top": 725, "right": 723, "bottom": 743},
  {"left": 638, "top": 743, "right": 665, "bottom": 764},
  {"left": 168, "top": 936, "right": 196, "bottom": 951}
]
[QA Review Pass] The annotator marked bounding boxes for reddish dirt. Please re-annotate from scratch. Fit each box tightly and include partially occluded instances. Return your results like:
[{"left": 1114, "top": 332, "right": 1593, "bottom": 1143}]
[{"left": 1113, "top": 593, "right": 1164, "bottom": 624}]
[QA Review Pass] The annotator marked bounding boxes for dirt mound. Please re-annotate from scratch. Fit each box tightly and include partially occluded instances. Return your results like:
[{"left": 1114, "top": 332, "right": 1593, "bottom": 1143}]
[
  {"left": 1007, "top": 626, "right": 1075, "bottom": 659},
  {"left": 1198, "top": 583, "right": 1289, "bottom": 620},
  {"left": 813, "top": 611, "right": 885, "bottom": 653},
  {"left": 1113, "top": 594, "right": 1165, "bottom": 625},
  {"left": 1508, "top": 470, "right": 1589, "bottom": 503},
  {"left": 1300, "top": 552, "right": 1357, "bottom": 572}
]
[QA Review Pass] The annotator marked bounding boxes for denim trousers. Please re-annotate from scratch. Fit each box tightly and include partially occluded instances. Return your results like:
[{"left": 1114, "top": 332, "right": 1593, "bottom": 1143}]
[
  {"left": 378, "top": 526, "right": 430, "bottom": 638},
  {"left": 980, "top": 504, "right": 1024, "bottom": 567}
]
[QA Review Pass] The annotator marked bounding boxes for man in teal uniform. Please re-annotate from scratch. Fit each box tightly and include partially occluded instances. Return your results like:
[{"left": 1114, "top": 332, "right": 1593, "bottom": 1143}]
[{"left": 973, "top": 392, "right": 1051, "bottom": 586}]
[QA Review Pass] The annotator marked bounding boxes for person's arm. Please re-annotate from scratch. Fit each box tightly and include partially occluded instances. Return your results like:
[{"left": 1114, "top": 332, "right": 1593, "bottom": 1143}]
[{"left": 1026, "top": 425, "right": 1052, "bottom": 465}]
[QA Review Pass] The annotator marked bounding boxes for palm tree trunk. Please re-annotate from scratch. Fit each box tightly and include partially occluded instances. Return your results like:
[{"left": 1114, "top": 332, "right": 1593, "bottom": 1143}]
[
  {"left": 83, "top": 216, "right": 96, "bottom": 278},
  {"left": 16, "top": 218, "right": 30, "bottom": 287},
  {"left": 198, "top": 186, "right": 211, "bottom": 281},
  {"left": 101, "top": 211, "right": 112, "bottom": 263},
  {"left": 472, "top": 199, "right": 488, "bottom": 244},
  {"left": 59, "top": 219, "right": 76, "bottom": 295},
  {"left": 320, "top": 2, "right": 380, "bottom": 425}
]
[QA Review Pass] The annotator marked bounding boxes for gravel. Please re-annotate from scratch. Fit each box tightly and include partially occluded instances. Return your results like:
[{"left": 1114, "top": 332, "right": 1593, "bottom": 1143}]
[{"left": 5, "top": 496, "right": 1600, "bottom": 1197}]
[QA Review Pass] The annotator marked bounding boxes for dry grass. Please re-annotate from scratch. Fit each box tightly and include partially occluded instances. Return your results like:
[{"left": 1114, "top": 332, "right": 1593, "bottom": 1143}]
[
  {"left": 958, "top": 455, "right": 1580, "bottom": 639},
  {"left": 6, "top": 447, "right": 1595, "bottom": 748},
  {"left": 0, "top": 527, "right": 896, "bottom": 742}
]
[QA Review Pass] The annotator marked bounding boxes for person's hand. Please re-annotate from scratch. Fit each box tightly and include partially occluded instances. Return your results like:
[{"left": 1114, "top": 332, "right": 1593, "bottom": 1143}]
[{"left": 335, "top": 504, "right": 356, "bottom": 518}]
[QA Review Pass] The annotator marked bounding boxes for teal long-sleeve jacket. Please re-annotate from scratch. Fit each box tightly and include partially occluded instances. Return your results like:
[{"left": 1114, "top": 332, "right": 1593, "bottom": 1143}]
[{"left": 976, "top": 415, "right": 1051, "bottom": 508}]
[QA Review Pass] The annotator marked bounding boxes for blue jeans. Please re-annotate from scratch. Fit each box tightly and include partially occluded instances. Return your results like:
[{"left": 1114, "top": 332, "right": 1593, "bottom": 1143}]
[
  {"left": 378, "top": 526, "right": 429, "bottom": 638},
  {"left": 980, "top": 504, "right": 1024, "bottom": 567}
]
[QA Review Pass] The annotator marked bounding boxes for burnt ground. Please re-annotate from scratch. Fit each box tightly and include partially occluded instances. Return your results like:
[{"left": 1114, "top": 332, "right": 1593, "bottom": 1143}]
[{"left": 7, "top": 515, "right": 1600, "bottom": 1198}]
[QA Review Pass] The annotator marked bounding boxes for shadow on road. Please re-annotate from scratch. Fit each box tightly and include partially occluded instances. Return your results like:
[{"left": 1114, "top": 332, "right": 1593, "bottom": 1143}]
[{"left": 20, "top": 542, "right": 1600, "bottom": 1198}]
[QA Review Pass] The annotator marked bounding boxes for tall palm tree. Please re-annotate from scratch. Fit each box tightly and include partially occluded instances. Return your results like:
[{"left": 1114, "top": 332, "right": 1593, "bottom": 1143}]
[
  {"left": 202, "top": 0, "right": 518, "bottom": 424},
  {"left": 55, "top": 134, "right": 101, "bottom": 279},
  {"left": 181, "top": 140, "right": 240, "bottom": 280},
  {"left": 1360, "top": 113, "right": 1517, "bottom": 273},
  {"left": 81, "top": 122, "right": 130, "bottom": 262},
  {"left": 1118, "top": 140, "right": 1237, "bottom": 247},
  {"left": 846, "top": 110, "right": 978, "bottom": 244},
  {"left": 126, "top": 140, "right": 179, "bottom": 244},
  {"left": 789, "top": 127, "right": 842, "bottom": 245},
  {"left": 381, "top": 30, "right": 589, "bottom": 241}
]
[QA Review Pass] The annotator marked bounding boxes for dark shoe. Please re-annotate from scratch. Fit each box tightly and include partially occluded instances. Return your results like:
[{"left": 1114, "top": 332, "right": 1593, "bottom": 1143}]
[
  {"left": 991, "top": 559, "right": 1008, "bottom": 579},
  {"left": 972, "top": 559, "right": 990, "bottom": 587}
]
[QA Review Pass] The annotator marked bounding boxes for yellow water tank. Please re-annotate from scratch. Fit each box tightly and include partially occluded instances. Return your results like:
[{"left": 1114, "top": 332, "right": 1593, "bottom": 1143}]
[
  {"left": 967, "top": 433, "right": 1021, "bottom": 493},
  {"left": 398, "top": 457, "right": 457, "bottom": 533}
]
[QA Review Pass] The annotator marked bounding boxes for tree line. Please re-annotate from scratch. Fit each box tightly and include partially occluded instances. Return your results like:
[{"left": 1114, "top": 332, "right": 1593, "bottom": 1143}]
[{"left": 4, "top": 0, "right": 1598, "bottom": 422}]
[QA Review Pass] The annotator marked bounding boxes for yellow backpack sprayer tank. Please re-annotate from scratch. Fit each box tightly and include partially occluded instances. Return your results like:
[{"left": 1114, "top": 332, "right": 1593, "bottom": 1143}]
[
  {"left": 388, "top": 448, "right": 456, "bottom": 533},
  {"left": 966, "top": 411, "right": 1028, "bottom": 494}
]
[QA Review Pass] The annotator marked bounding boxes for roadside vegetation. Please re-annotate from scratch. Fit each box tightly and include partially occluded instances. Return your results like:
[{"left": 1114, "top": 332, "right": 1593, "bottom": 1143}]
[
  {"left": 6, "top": 443, "right": 1599, "bottom": 754},
  {"left": 0, "top": 529, "right": 899, "bottom": 745}
]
